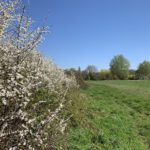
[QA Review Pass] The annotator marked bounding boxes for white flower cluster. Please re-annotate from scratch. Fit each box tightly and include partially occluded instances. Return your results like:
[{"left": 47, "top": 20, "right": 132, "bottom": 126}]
[{"left": 0, "top": 0, "right": 77, "bottom": 149}]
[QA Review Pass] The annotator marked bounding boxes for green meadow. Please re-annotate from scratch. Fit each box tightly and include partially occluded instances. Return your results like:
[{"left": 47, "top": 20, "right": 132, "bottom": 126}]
[{"left": 68, "top": 80, "right": 150, "bottom": 150}]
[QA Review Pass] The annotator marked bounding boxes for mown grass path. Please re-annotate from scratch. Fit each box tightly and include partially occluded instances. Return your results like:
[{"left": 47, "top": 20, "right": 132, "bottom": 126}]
[{"left": 68, "top": 80, "right": 150, "bottom": 150}]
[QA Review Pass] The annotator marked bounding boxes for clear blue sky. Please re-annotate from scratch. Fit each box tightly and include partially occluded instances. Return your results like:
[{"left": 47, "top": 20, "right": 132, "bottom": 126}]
[{"left": 23, "top": 0, "right": 150, "bottom": 70}]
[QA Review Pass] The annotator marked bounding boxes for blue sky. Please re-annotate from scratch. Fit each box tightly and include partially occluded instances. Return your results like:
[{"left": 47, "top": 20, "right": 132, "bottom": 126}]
[{"left": 23, "top": 0, "right": 150, "bottom": 70}]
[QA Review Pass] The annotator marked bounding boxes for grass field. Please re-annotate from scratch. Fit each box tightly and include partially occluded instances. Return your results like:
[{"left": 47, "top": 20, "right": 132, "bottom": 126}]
[{"left": 67, "top": 80, "right": 150, "bottom": 150}]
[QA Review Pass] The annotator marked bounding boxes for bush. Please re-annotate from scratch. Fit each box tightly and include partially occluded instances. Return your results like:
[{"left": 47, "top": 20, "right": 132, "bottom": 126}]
[
  {"left": 128, "top": 69, "right": 136, "bottom": 80},
  {"left": 99, "top": 70, "right": 112, "bottom": 80},
  {"left": 0, "top": 1, "right": 77, "bottom": 149},
  {"left": 81, "top": 70, "right": 89, "bottom": 80},
  {"left": 65, "top": 68, "right": 87, "bottom": 89}
]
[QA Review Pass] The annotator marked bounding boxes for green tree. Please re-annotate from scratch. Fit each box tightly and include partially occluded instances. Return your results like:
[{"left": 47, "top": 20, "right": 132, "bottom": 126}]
[
  {"left": 85, "top": 65, "right": 98, "bottom": 80},
  {"left": 86, "top": 65, "right": 98, "bottom": 73},
  {"left": 99, "top": 69, "right": 112, "bottom": 80},
  {"left": 136, "top": 61, "right": 150, "bottom": 79},
  {"left": 110, "top": 55, "right": 130, "bottom": 79}
]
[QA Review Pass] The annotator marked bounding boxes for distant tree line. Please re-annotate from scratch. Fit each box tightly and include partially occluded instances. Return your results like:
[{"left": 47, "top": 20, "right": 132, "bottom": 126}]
[{"left": 65, "top": 55, "right": 150, "bottom": 85}]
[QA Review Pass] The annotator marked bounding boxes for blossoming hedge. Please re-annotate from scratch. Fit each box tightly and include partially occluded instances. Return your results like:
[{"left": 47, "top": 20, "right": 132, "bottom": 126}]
[{"left": 0, "top": 1, "right": 77, "bottom": 149}]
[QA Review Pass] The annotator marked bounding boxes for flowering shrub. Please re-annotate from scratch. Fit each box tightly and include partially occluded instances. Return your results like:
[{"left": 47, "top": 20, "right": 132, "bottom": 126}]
[{"left": 0, "top": 0, "right": 77, "bottom": 149}]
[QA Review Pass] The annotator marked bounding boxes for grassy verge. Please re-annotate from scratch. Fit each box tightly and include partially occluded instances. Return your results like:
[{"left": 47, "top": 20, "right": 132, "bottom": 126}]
[{"left": 67, "top": 80, "right": 150, "bottom": 150}]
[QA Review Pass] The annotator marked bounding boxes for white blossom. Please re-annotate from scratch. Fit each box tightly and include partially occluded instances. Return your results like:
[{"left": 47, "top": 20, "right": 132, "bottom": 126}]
[{"left": 0, "top": 0, "right": 77, "bottom": 149}]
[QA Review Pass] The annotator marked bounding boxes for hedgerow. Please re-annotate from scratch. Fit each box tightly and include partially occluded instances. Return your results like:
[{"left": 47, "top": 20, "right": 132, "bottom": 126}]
[{"left": 0, "top": 1, "right": 77, "bottom": 149}]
